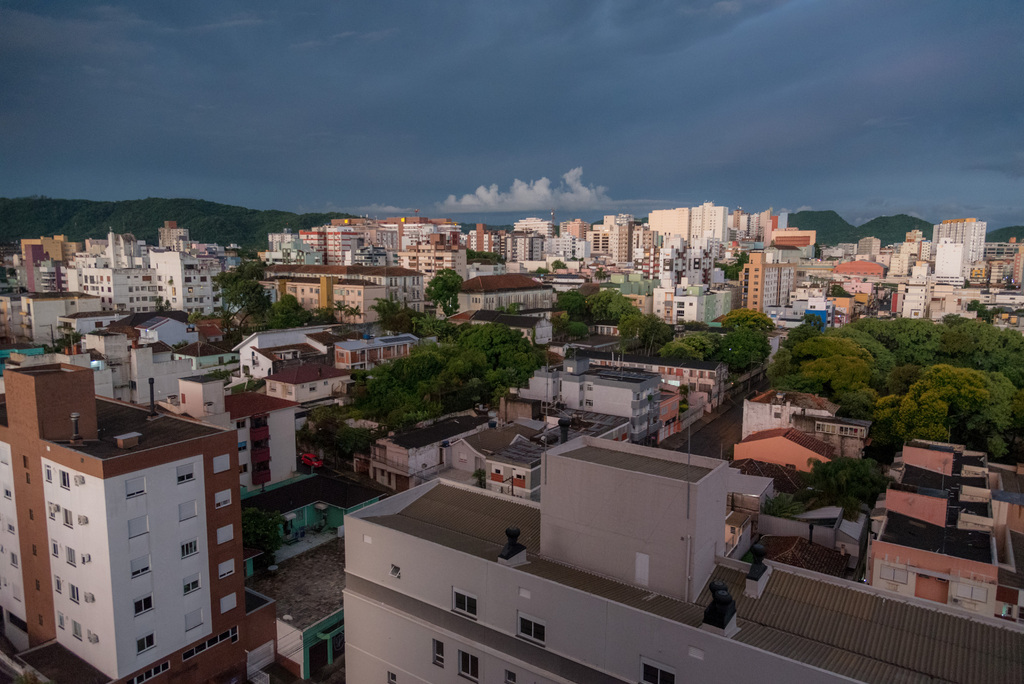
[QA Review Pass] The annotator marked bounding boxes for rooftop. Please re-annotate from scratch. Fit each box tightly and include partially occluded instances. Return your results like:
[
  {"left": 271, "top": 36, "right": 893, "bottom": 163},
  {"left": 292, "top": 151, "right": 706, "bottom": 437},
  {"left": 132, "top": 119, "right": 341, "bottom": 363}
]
[
  {"left": 58, "top": 310, "right": 127, "bottom": 319},
  {"left": 265, "top": 364, "right": 351, "bottom": 385},
  {"left": 573, "top": 348, "right": 724, "bottom": 371},
  {"left": 18, "top": 641, "right": 109, "bottom": 684},
  {"left": 460, "top": 274, "right": 550, "bottom": 292},
  {"left": 879, "top": 511, "right": 993, "bottom": 564},
  {"left": 758, "top": 535, "right": 848, "bottom": 577},
  {"left": 730, "top": 459, "right": 806, "bottom": 495},
  {"left": 245, "top": 537, "right": 346, "bottom": 631},
  {"left": 243, "top": 474, "right": 382, "bottom": 518},
  {"left": 740, "top": 427, "right": 836, "bottom": 459},
  {"left": 462, "top": 423, "right": 541, "bottom": 455},
  {"left": 173, "top": 341, "right": 235, "bottom": 358},
  {"left": 560, "top": 444, "right": 713, "bottom": 482},
  {"left": 266, "top": 264, "right": 422, "bottom": 278},
  {"left": 362, "top": 483, "right": 1024, "bottom": 684},
  {"left": 388, "top": 415, "right": 489, "bottom": 449},
  {"left": 998, "top": 532, "right": 1024, "bottom": 591},
  {"left": 223, "top": 392, "right": 298, "bottom": 420},
  {"left": 900, "top": 464, "right": 987, "bottom": 490},
  {"left": 749, "top": 389, "right": 839, "bottom": 413}
]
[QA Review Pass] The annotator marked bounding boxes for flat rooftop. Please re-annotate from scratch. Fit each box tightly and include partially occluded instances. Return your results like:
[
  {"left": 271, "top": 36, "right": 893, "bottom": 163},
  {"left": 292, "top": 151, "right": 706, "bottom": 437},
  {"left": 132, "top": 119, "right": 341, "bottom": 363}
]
[
  {"left": 246, "top": 538, "right": 346, "bottom": 631},
  {"left": 362, "top": 483, "right": 1024, "bottom": 684},
  {"left": 18, "top": 641, "right": 108, "bottom": 684},
  {"left": 879, "top": 511, "right": 993, "bottom": 564},
  {"left": 243, "top": 475, "right": 383, "bottom": 515},
  {"left": 560, "top": 445, "right": 712, "bottom": 482}
]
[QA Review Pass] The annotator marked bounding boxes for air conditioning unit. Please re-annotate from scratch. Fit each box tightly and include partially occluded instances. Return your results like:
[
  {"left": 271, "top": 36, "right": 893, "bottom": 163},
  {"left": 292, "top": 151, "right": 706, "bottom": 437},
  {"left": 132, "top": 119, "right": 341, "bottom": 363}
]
[
  {"left": 74, "top": 475, "right": 85, "bottom": 486},
  {"left": 81, "top": 553, "right": 92, "bottom": 564},
  {"left": 87, "top": 631, "right": 99, "bottom": 643},
  {"left": 84, "top": 592, "right": 95, "bottom": 603},
  {"left": 48, "top": 503, "right": 61, "bottom": 514},
  {"left": 77, "top": 515, "right": 89, "bottom": 525},
  {"left": 950, "top": 597, "right": 960, "bottom": 604}
]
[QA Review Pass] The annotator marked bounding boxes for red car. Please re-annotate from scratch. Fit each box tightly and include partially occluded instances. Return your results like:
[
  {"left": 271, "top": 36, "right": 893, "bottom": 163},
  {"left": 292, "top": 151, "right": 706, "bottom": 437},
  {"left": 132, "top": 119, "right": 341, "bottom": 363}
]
[{"left": 301, "top": 453, "right": 323, "bottom": 468}]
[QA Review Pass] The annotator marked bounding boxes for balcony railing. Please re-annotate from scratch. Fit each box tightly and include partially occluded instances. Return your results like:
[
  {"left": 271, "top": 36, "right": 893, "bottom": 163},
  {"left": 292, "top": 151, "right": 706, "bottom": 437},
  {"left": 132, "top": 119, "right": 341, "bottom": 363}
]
[
  {"left": 250, "top": 425, "right": 270, "bottom": 442},
  {"left": 251, "top": 447, "right": 271, "bottom": 465}
]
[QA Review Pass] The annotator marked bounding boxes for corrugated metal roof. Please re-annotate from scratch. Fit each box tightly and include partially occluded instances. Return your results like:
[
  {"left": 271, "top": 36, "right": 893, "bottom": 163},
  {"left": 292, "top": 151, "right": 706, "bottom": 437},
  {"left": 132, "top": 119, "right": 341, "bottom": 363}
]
[
  {"left": 703, "top": 566, "right": 1024, "bottom": 684},
  {"left": 560, "top": 445, "right": 712, "bottom": 482}
]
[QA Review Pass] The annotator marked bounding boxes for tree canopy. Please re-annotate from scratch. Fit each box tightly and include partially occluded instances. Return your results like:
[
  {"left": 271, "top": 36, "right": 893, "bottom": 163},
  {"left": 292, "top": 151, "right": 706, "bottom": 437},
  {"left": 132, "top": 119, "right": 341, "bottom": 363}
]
[
  {"left": 721, "top": 308, "right": 774, "bottom": 331},
  {"left": 425, "top": 269, "right": 463, "bottom": 317}
]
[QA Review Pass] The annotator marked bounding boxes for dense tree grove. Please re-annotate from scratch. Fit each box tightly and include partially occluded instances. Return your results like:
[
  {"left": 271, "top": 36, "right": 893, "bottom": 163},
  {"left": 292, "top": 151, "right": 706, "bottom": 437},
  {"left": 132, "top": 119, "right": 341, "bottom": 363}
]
[{"left": 770, "top": 316, "right": 1024, "bottom": 460}]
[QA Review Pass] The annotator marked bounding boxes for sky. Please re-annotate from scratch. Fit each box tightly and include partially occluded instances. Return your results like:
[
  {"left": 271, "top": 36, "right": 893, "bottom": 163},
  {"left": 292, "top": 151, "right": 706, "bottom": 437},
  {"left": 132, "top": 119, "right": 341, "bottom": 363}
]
[{"left": 1, "top": 1, "right": 1022, "bottom": 228}]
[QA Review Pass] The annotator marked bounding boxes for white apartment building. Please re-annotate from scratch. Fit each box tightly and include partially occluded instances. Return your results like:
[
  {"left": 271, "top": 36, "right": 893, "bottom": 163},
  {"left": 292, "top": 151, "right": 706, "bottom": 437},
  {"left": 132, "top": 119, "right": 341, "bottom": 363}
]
[
  {"left": 0, "top": 364, "right": 275, "bottom": 683},
  {"left": 544, "top": 235, "right": 591, "bottom": 260},
  {"left": 654, "top": 285, "right": 734, "bottom": 325},
  {"left": 933, "top": 238, "right": 967, "bottom": 284},
  {"left": 69, "top": 257, "right": 159, "bottom": 314},
  {"left": 689, "top": 201, "right": 729, "bottom": 249},
  {"left": 513, "top": 217, "right": 555, "bottom": 239},
  {"left": 8, "top": 293, "right": 103, "bottom": 345},
  {"left": 258, "top": 237, "right": 325, "bottom": 266},
  {"left": 149, "top": 249, "right": 222, "bottom": 315},
  {"left": 933, "top": 218, "right": 986, "bottom": 269}
]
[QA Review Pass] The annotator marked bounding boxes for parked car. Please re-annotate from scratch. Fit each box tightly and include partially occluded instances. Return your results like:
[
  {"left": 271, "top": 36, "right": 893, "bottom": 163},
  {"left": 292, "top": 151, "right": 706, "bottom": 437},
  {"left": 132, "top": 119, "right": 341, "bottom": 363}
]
[{"left": 300, "top": 452, "right": 323, "bottom": 468}]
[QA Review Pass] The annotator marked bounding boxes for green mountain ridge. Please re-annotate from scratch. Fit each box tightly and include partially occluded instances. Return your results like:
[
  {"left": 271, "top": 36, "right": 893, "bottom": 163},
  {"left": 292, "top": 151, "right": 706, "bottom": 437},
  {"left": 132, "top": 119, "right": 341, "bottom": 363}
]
[
  {"left": 0, "top": 197, "right": 359, "bottom": 248},
  {"left": 786, "top": 211, "right": 933, "bottom": 246}
]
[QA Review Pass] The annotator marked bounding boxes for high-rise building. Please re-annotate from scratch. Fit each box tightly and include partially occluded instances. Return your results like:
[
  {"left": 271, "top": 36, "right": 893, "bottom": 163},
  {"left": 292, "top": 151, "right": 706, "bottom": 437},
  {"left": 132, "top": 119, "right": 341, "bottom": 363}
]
[
  {"left": 932, "top": 218, "right": 986, "bottom": 268},
  {"left": 0, "top": 364, "right": 276, "bottom": 683},
  {"left": 559, "top": 218, "right": 591, "bottom": 241},
  {"left": 689, "top": 202, "right": 729, "bottom": 250},
  {"left": 157, "top": 221, "right": 191, "bottom": 251},
  {"left": 857, "top": 236, "right": 881, "bottom": 257},
  {"left": 740, "top": 251, "right": 795, "bottom": 312},
  {"left": 513, "top": 217, "right": 555, "bottom": 240},
  {"left": 648, "top": 208, "right": 691, "bottom": 240}
]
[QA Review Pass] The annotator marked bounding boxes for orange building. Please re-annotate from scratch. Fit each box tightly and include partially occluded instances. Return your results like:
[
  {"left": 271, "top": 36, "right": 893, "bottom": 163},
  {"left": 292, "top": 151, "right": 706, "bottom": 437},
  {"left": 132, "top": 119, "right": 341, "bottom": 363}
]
[{"left": 733, "top": 427, "right": 834, "bottom": 472}]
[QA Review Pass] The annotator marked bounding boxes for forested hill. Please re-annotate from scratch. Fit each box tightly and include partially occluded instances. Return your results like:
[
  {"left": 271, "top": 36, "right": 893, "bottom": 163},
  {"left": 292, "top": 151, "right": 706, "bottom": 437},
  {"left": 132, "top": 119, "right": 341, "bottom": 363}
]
[
  {"left": 786, "top": 211, "right": 933, "bottom": 246},
  {"left": 0, "top": 197, "right": 358, "bottom": 248}
]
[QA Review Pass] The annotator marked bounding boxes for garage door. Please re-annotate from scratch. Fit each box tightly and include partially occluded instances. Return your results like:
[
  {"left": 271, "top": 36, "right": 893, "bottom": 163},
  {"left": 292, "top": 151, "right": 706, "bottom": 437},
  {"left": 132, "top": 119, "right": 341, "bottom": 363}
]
[{"left": 247, "top": 640, "right": 275, "bottom": 677}]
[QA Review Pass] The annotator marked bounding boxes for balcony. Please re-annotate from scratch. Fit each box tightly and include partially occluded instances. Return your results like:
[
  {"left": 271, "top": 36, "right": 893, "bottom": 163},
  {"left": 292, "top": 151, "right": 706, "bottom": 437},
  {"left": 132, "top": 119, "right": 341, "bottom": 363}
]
[
  {"left": 251, "top": 446, "right": 271, "bottom": 465},
  {"left": 250, "top": 425, "right": 270, "bottom": 442},
  {"left": 251, "top": 467, "right": 271, "bottom": 486}
]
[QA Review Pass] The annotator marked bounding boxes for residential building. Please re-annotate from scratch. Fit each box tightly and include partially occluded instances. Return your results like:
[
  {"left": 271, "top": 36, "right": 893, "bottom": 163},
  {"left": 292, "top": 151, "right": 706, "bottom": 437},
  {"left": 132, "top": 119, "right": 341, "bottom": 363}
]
[
  {"left": 654, "top": 285, "right": 734, "bottom": 325},
  {"left": 334, "top": 334, "right": 421, "bottom": 371},
  {"left": 233, "top": 326, "right": 336, "bottom": 379},
  {"left": 559, "top": 218, "right": 591, "bottom": 240},
  {"left": 648, "top": 207, "right": 690, "bottom": 240},
  {"left": 157, "top": 221, "right": 191, "bottom": 250},
  {"left": 857, "top": 236, "right": 881, "bottom": 257},
  {"left": 56, "top": 310, "right": 127, "bottom": 336},
  {"left": 465, "top": 224, "right": 504, "bottom": 253},
  {"left": 0, "top": 364, "right": 276, "bottom": 683},
  {"left": 513, "top": 217, "right": 555, "bottom": 239},
  {"left": 363, "top": 415, "right": 489, "bottom": 491},
  {"left": 934, "top": 237, "right": 968, "bottom": 283},
  {"left": 734, "top": 427, "right": 836, "bottom": 472},
  {"left": 264, "top": 364, "right": 352, "bottom": 407},
  {"left": 264, "top": 264, "right": 426, "bottom": 312},
  {"left": 8, "top": 293, "right": 103, "bottom": 345},
  {"left": 458, "top": 275, "right": 554, "bottom": 313},
  {"left": 298, "top": 220, "right": 365, "bottom": 265},
  {"left": 397, "top": 233, "right": 468, "bottom": 279},
  {"left": 689, "top": 201, "right": 729, "bottom": 249},
  {"left": 258, "top": 236, "right": 325, "bottom": 266},
  {"left": 148, "top": 248, "right": 222, "bottom": 315},
  {"left": 172, "top": 341, "right": 239, "bottom": 374},
  {"left": 448, "top": 310, "right": 553, "bottom": 345},
  {"left": 771, "top": 227, "right": 817, "bottom": 248},
  {"left": 19, "top": 235, "right": 82, "bottom": 264},
  {"left": 933, "top": 218, "right": 986, "bottom": 269},
  {"left": 571, "top": 348, "right": 728, "bottom": 409},
  {"left": 588, "top": 218, "right": 633, "bottom": 264},
  {"left": 343, "top": 434, "right": 1023, "bottom": 684},
  {"left": 544, "top": 235, "right": 591, "bottom": 260},
  {"left": 740, "top": 251, "right": 796, "bottom": 313},
  {"left": 742, "top": 390, "right": 870, "bottom": 459},
  {"left": 517, "top": 356, "right": 663, "bottom": 443}
]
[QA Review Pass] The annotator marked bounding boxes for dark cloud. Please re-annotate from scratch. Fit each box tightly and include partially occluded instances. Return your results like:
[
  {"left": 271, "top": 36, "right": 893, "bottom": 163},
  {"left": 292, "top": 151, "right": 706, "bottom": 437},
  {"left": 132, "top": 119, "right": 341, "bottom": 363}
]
[{"left": 0, "top": 0, "right": 1021, "bottom": 228}]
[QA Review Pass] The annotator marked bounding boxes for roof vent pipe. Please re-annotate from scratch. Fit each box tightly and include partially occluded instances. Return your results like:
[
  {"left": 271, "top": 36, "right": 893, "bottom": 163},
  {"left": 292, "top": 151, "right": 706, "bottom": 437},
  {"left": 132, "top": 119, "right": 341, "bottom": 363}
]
[
  {"left": 148, "top": 377, "right": 156, "bottom": 417},
  {"left": 558, "top": 417, "right": 571, "bottom": 444},
  {"left": 70, "top": 412, "right": 81, "bottom": 442},
  {"left": 701, "top": 580, "right": 739, "bottom": 638},
  {"left": 498, "top": 527, "right": 528, "bottom": 568},
  {"left": 744, "top": 543, "right": 772, "bottom": 599}
]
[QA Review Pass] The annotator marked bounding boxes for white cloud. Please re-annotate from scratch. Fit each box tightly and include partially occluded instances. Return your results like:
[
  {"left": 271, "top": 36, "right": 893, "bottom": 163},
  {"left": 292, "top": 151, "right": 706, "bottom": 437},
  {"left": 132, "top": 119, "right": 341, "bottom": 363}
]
[{"left": 439, "top": 167, "right": 615, "bottom": 213}]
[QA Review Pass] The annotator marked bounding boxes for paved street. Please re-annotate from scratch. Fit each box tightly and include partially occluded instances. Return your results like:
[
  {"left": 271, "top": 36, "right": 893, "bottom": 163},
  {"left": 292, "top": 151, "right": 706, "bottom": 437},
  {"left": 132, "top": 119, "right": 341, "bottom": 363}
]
[{"left": 661, "top": 376, "right": 769, "bottom": 459}]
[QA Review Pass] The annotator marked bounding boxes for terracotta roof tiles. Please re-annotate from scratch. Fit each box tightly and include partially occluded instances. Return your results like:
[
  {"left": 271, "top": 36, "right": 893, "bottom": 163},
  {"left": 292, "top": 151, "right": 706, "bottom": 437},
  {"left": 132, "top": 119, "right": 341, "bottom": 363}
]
[{"left": 741, "top": 428, "right": 836, "bottom": 459}]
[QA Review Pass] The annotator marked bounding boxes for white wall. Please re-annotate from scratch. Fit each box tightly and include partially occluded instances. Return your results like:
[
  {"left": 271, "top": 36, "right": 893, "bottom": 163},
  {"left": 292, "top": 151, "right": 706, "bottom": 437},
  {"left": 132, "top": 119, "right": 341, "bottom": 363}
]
[{"left": 0, "top": 441, "right": 27, "bottom": 651}]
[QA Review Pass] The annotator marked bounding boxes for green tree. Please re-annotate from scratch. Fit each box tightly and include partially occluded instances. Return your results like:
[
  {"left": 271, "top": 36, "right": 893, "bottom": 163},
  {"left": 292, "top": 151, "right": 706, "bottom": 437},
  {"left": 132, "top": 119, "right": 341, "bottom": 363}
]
[
  {"left": 716, "top": 327, "right": 771, "bottom": 372},
  {"left": 716, "top": 251, "right": 749, "bottom": 281},
  {"left": 594, "top": 268, "right": 608, "bottom": 281},
  {"left": 799, "top": 458, "right": 889, "bottom": 520},
  {"left": 585, "top": 289, "right": 639, "bottom": 323},
  {"left": 371, "top": 297, "right": 421, "bottom": 334},
  {"left": 619, "top": 312, "right": 673, "bottom": 356},
  {"left": 534, "top": 267, "right": 550, "bottom": 275},
  {"left": 213, "top": 260, "right": 271, "bottom": 327},
  {"left": 551, "top": 260, "right": 567, "bottom": 270},
  {"left": 556, "top": 290, "right": 587, "bottom": 320},
  {"left": 426, "top": 269, "right": 463, "bottom": 317},
  {"left": 660, "top": 332, "right": 720, "bottom": 361},
  {"left": 566, "top": 321, "right": 590, "bottom": 339},
  {"left": 241, "top": 507, "right": 285, "bottom": 564},
  {"left": 266, "top": 294, "right": 311, "bottom": 329},
  {"left": 829, "top": 283, "right": 853, "bottom": 297},
  {"left": 762, "top": 493, "right": 805, "bottom": 518},
  {"left": 721, "top": 308, "right": 774, "bottom": 331}
]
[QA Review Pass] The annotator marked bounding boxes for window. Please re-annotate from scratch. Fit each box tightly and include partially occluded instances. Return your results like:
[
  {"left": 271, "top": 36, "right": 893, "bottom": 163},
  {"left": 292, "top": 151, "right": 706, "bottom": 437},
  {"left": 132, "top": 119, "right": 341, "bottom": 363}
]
[
  {"left": 45, "top": 465, "right": 53, "bottom": 483},
  {"left": 504, "top": 671, "right": 517, "bottom": 684},
  {"left": 214, "top": 489, "right": 231, "bottom": 509},
  {"left": 72, "top": 620, "right": 82, "bottom": 640},
  {"left": 63, "top": 508, "right": 74, "bottom": 528},
  {"left": 54, "top": 576, "right": 62, "bottom": 594},
  {"left": 235, "top": 420, "right": 246, "bottom": 429},
  {"left": 51, "top": 541, "right": 59, "bottom": 557},
  {"left": 452, "top": 588, "right": 477, "bottom": 618},
  {"left": 458, "top": 651, "right": 479, "bottom": 681},
  {"left": 66, "top": 547, "right": 76, "bottom": 566},
  {"left": 69, "top": 584, "right": 80, "bottom": 604},
  {"left": 641, "top": 658, "right": 675, "bottom": 684},
  {"left": 128, "top": 515, "right": 148, "bottom": 538},
  {"left": 134, "top": 595, "right": 153, "bottom": 615},
  {"left": 217, "top": 559, "right": 234, "bottom": 579},
  {"left": 219, "top": 592, "right": 236, "bottom": 613},
  {"left": 212, "top": 454, "right": 230, "bottom": 473},
  {"left": 10, "top": 552, "right": 17, "bottom": 568},
  {"left": 183, "top": 573, "right": 200, "bottom": 595},
  {"left": 60, "top": 470, "right": 70, "bottom": 490},
  {"left": 137, "top": 633, "right": 155, "bottom": 654},
  {"left": 216, "top": 524, "right": 233, "bottom": 544},
  {"left": 432, "top": 639, "right": 444, "bottom": 666},
  {"left": 880, "top": 565, "right": 909, "bottom": 584},
  {"left": 181, "top": 540, "right": 198, "bottom": 558},
  {"left": 130, "top": 555, "right": 150, "bottom": 578},
  {"left": 956, "top": 583, "right": 988, "bottom": 602},
  {"left": 517, "top": 613, "right": 546, "bottom": 645},
  {"left": 58, "top": 612, "right": 65, "bottom": 629},
  {"left": 178, "top": 500, "right": 197, "bottom": 521},
  {"left": 176, "top": 464, "right": 194, "bottom": 483},
  {"left": 2, "top": 486, "right": 9, "bottom": 500},
  {"left": 185, "top": 608, "right": 203, "bottom": 631},
  {"left": 126, "top": 661, "right": 169, "bottom": 684},
  {"left": 237, "top": 441, "right": 248, "bottom": 452}
]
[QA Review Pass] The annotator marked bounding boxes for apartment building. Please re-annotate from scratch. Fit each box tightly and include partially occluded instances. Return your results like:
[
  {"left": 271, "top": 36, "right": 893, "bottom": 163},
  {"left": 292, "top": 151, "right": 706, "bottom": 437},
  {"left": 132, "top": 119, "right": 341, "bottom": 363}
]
[
  {"left": 20, "top": 235, "right": 82, "bottom": 264},
  {"left": 588, "top": 219, "right": 633, "bottom": 264},
  {"left": 157, "top": 221, "right": 191, "bottom": 250},
  {"left": 0, "top": 364, "right": 276, "bottom": 683},
  {"left": 264, "top": 264, "right": 425, "bottom": 312},
  {"left": 233, "top": 325, "right": 335, "bottom": 379},
  {"left": 740, "top": 251, "right": 796, "bottom": 312},
  {"left": 343, "top": 434, "right": 1022, "bottom": 684},
  {"left": 8, "top": 293, "right": 103, "bottom": 345},
  {"left": 334, "top": 334, "right": 421, "bottom": 371},
  {"left": 365, "top": 415, "right": 489, "bottom": 491},
  {"left": 258, "top": 236, "right": 325, "bottom": 266},
  {"left": 458, "top": 275, "right": 554, "bottom": 313},
  {"left": 397, "top": 234, "right": 468, "bottom": 279},
  {"left": 648, "top": 207, "right": 690, "bottom": 240},
  {"left": 513, "top": 217, "right": 555, "bottom": 239},
  {"left": 689, "top": 201, "right": 729, "bottom": 249},
  {"left": 298, "top": 220, "right": 365, "bottom": 265},
  {"left": 148, "top": 249, "right": 222, "bottom": 316},
  {"left": 933, "top": 218, "right": 986, "bottom": 268},
  {"left": 742, "top": 390, "right": 870, "bottom": 458},
  {"left": 570, "top": 349, "right": 728, "bottom": 410},
  {"left": 871, "top": 440, "right": 1024, "bottom": 623},
  {"left": 857, "top": 236, "right": 881, "bottom": 257},
  {"left": 559, "top": 218, "right": 591, "bottom": 240},
  {"left": 517, "top": 356, "right": 663, "bottom": 443}
]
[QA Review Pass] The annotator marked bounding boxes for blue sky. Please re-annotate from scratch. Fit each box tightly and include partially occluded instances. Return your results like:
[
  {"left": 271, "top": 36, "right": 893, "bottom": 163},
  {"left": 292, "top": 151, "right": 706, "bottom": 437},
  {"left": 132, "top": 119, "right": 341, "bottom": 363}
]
[{"left": 1, "top": 1, "right": 1022, "bottom": 228}]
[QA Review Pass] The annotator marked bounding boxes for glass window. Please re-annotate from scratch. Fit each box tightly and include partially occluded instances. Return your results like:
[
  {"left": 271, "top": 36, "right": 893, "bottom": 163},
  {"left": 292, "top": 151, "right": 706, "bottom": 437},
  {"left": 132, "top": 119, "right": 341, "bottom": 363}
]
[
  {"left": 183, "top": 573, "right": 200, "bottom": 595},
  {"left": 176, "top": 464, "right": 194, "bottom": 484},
  {"left": 137, "top": 633, "right": 155, "bottom": 654},
  {"left": 452, "top": 588, "right": 477, "bottom": 617},
  {"left": 432, "top": 639, "right": 444, "bottom": 666},
  {"left": 458, "top": 651, "right": 479, "bottom": 681},
  {"left": 517, "top": 613, "right": 546, "bottom": 645},
  {"left": 130, "top": 555, "right": 150, "bottom": 578},
  {"left": 181, "top": 540, "right": 198, "bottom": 558},
  {"left": 134, "top": 595, "right": 153, "bottom": 615},
  {"left": 125, "top": 476, "right": 146, "bottom": 498}
]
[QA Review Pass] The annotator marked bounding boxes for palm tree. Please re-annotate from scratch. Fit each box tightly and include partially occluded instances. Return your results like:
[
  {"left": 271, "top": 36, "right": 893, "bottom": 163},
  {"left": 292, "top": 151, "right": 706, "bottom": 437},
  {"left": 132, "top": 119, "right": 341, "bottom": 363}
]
[{"left": 762, "top": 493, "right": 805, "bottom": 518}]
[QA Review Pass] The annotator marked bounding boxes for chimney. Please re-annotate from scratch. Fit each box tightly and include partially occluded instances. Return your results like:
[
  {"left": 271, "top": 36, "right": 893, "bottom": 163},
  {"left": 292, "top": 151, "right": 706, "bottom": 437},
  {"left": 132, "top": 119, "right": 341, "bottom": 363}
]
[
  {"left": 558, "top": 417, "right": 571, "bottom": 444},
  {"left": 497, "top": 527, "right": 528, "bottom": 567},
  {"left": 701, "top": 580, "right": 739, "bottom": 638},
  {"left": 744, "top": 543, "right": 772, "bottom": 598},
  {"left": 70, "top": 412, "right": 81, "bottom": 443},
  {"left": 148, "top": 377, "right": 157, "bottom": 417}
]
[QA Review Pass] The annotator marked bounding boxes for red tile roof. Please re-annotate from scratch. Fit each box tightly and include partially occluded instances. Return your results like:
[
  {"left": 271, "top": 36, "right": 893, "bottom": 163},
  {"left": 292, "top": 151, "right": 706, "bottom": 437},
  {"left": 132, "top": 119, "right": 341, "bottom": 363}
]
[
  {"left": 174, "top": 342, "right": 235, "bottom": 358},
  {"left": 730, "top": 459, "right": 806, "bottom": 495},
  {"left": 265, "top": 365, "right": 351, "bottom": 385},
  {"left": 223, "top": 393, "right": 298, "bottom": 419},
  {"left": 460, "top": 274, "right": 551, "bottom": 292},
  {"left": 266, "top": 264, "right": 421, "bottom": 278},
  {"left": 759, "top": 535, "right": 848, "bottom": 577},
  {"left": 741, "top": 428, "right": 835, "bottom": 459}
]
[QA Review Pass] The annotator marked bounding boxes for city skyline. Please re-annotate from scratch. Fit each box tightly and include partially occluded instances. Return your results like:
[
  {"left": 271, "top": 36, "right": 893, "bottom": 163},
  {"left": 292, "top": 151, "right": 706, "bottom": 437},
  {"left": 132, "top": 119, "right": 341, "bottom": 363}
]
[{"left": 1, "top": 2, "right": 1022, "bottom": 227}]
